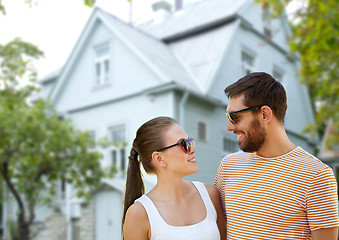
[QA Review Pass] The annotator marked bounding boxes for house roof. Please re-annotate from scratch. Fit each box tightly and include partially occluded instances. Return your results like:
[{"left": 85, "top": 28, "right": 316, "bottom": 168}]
[
  {"left": 38, "top": 67, "right": 62, "bottom": 84},
  {"left": 138, "top": 0, "right": 248, "bottom": 40},
  {"left": 41, "top": 0, "right": 250, "bottom": 102}
]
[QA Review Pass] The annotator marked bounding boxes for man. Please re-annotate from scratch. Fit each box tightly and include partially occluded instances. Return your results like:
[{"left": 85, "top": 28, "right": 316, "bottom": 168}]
[{"left": 215, "top": 72, "right": 339, "bottom": 239}]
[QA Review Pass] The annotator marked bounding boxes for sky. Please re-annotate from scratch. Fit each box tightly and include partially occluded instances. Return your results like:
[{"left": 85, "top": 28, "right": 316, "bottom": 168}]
[{"left": 0, "top": 0, "right": 154, "bottom": 79}]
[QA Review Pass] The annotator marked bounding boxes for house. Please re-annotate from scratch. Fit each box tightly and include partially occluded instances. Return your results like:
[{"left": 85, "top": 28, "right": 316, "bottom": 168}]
[{"left": 2, "top": 0, "right": 317, "bottom": 239}]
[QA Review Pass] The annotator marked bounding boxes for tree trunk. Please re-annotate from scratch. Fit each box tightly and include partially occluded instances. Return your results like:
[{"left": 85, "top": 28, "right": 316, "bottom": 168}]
[{"left": 18, "top": 217, "right": 30, "bottom": 240}]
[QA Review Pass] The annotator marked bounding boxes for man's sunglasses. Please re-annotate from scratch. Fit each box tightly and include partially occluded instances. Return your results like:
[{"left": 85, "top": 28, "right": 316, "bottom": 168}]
[
  {"left": 226, "top": 105, "right": 264, "bottom": 124},
  {"left": 156, "top": 137, "right": 194, "bottom": 154}
]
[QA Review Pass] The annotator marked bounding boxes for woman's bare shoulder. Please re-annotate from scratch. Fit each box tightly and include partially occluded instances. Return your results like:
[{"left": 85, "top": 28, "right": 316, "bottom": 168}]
[{"left": 124, "top": 201, "right": 150, "bottom": 240}]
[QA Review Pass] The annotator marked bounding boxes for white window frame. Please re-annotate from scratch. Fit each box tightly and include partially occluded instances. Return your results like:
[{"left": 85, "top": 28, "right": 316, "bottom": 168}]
[
  {"left": 241, "top": 49, "right": 256, "bottom": 75},
  {"left": 109, "top": 125, "right": 127, "bottom": 174},
  {"left": 93, "top": 43, "right": 111, "bottom": 86}
]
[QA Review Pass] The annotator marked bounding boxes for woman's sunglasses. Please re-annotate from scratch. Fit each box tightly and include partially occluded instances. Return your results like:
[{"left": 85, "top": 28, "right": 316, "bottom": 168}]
[{"left": 156, "top": 137, "right": 194, "bottom": 154}]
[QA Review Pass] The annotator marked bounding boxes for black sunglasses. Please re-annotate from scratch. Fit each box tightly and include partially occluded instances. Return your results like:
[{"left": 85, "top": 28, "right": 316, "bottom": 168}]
[
  {"left": 156, "top": 137, "right": 194, "bottom": 154},
  {"left": 225, "top": 105, "right": 264, "bottom": 124}
]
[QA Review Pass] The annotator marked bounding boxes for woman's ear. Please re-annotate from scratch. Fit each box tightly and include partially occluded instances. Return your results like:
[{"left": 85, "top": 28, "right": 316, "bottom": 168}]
[
  {"left": 260, "top": 105, "right": 273, "bottom": 124},
  {"left": 151, "top": 152, "right": 167, "bottom": 167}
]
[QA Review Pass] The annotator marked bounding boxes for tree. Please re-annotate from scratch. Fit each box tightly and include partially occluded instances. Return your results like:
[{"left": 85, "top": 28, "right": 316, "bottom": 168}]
[
  {"left": 0, "top": 38, "right": 113, "bottom": 240},
  {"left": 256, "top": 0, "right": 339, "bottom": 148}
]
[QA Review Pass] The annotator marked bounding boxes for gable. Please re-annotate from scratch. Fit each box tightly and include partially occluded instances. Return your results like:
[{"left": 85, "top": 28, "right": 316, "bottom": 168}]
[
  {"left": 169, "top": 21, "right": 238, "bottom": 93},
  {"left": 53, "top": 19, "right": 165, "bottom": 112}
]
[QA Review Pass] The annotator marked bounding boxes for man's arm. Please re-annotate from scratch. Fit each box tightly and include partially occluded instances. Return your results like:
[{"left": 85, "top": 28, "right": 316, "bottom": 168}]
[{"left": 311, "top": 227, "right": 338, "bottom": 240}]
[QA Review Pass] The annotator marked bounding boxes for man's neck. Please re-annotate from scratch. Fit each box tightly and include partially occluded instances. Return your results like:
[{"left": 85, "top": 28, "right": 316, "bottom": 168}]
[{"left": 256, "top": 127, "right": 296, "bottom": 158}]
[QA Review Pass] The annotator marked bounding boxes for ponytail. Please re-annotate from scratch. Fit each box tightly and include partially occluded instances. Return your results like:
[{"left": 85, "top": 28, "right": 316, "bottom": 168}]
[
  {"left": 122, "top": 147, "right": 145, "bottom": 226},
  {"left": 121, "top": 116, "right": 177, "bottom": 233}
]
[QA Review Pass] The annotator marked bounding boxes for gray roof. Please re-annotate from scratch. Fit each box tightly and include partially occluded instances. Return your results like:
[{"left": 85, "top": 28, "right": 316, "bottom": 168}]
[
  {"left": 100, "top": 8, "right": 202, "bottom": 94},
  {"left": 138, "top": 0, "right": 248, "bottom": 40},
  {"left": 169, "top": 21, "right": 237, "bottom": 92}
]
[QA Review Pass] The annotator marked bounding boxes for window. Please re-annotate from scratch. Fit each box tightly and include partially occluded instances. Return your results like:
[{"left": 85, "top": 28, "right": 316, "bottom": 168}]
[
  {"left": 94, "top": 44, "right": 110, "bottom": 85},
  {"left": 198, "top": 122, "right": 207, "bottom": 141},
  {"left": 109, "top": 126, "right": 126, "bottom": 173},
  {"left": 89, "top": 131, "right": 96, "bottom": 140},
  {"left": 241, "top": 50, "right": 255, "bottom": 75},
  {"left": 264, "top": 26, "right": 272, "bottom": 39},
  {"left": 273, "top": 67, "right": 284, "bottom": 84},
  {"left": 223, "top": 137, "right": 239, "bottom": 154}
]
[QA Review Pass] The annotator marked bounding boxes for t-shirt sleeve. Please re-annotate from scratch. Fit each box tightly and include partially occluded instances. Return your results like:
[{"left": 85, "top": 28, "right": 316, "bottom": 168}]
[
  {"left": 306, "top": 166, "right": 339, "bottom": 231},
  {"left": 214, "top": 160, "right": 226, "bottom": 218}
]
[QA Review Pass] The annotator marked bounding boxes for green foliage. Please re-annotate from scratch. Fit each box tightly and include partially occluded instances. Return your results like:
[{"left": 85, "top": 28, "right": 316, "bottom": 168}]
[
  {"left": 0, "top": 38, "right": 114, "bottom": 239},
  {"left": 256, "top": 0, "right": 339, "bottom": 148}
]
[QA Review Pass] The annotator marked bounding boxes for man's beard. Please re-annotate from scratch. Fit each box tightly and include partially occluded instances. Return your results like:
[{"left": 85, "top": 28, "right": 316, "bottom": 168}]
[{"left": 239, "top": 118, "right": 266, "bottom": 153}]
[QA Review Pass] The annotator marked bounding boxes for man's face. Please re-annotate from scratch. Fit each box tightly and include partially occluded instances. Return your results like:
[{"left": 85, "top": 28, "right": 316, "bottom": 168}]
[{"left": 226, "top": 95, "right": 266, "bottom": 152}]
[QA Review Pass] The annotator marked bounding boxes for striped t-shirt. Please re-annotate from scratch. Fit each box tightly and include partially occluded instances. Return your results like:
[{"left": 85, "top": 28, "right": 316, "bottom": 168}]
[{"left": 214, "top": 146, "right": 339, "bottom": 239}]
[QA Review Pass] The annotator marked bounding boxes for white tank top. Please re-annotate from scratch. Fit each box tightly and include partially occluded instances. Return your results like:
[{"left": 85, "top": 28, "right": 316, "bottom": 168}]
[{"left": 135, "top": 181, "right": 220, "bottom": 240}]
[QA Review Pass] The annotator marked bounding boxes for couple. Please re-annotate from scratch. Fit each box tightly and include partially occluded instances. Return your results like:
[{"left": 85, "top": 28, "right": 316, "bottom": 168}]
[{"left": 122, "top": 72, "right": 339, "bottom": 240}]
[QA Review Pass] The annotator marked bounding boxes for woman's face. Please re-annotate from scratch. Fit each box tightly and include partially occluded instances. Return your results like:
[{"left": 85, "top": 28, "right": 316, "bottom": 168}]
[{"left": 159, "top": 123, "right": 198, "bottom": 177}]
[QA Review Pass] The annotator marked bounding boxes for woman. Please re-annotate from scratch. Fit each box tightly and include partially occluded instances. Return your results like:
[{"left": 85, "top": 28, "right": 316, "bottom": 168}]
[{"left": 122, "top": 116, "right": 226, "bottom": 240}]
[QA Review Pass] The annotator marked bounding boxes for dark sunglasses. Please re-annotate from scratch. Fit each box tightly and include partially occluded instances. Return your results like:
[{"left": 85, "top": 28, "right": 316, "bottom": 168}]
[
  {"left": 156, "top": 137, "right": 194, "bottom": 154},
  {"left": 225, "top": 105, "right": 264, "bottom": 124}
]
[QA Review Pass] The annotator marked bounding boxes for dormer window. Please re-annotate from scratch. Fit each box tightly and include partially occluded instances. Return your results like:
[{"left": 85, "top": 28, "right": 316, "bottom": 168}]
[
  {"left": 94, "top": 44, "right": 110, "bottom": 85},
  {"left": 264, "top": 26, "right": 272, "bottom": 39}
]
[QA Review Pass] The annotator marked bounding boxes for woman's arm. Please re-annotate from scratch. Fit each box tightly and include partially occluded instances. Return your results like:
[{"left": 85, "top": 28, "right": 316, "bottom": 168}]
[
  {"left": 123, "top": 202, "right": 150, "bottom": 240},
  {"left": 205, "top": 183, "right": 227, "bottom": 240}
]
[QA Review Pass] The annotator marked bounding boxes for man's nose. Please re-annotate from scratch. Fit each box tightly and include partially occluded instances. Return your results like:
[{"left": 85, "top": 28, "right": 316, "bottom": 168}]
[{"left": 227, "top": 120, "right": 236, "bottom": 131}]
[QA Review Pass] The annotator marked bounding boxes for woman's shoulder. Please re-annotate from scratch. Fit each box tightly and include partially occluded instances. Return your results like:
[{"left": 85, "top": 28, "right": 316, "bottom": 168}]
[
  {"left": 125, "top": 201, "right": 148, "bottom": 221},
  {"left": 124, "top": 201, "right": 150, "bottom": 239}
]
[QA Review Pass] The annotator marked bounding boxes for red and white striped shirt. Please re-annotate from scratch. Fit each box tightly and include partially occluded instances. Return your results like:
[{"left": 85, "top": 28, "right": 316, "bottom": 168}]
[{"left": 214, "top": 147, "right": 339, "bottom": 239}]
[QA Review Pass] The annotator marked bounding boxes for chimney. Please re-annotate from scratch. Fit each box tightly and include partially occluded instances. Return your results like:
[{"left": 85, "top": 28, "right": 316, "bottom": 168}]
[
  {"left": 152, "top": 0, "right": 172, "bottom": 24},
  {"left": 175, "top": 0, "right": 183, "bottom": 11}
]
